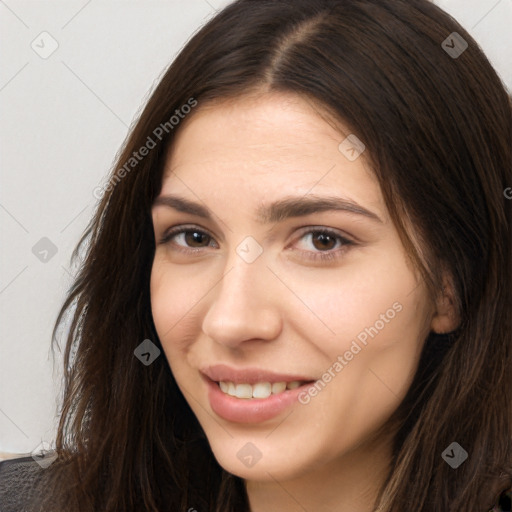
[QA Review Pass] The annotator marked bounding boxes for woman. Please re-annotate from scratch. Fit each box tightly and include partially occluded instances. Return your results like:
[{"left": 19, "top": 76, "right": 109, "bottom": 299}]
[{"left": 1, "top": 0, "right": 510, "bottom": 510}]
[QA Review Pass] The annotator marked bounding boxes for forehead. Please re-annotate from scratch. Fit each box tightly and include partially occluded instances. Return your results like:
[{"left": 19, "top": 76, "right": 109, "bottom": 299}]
[
  {"left": 167, "top": 92, "right": 354, "bottom": 169},
  {"left": 158, "top": 91, "right": 386, "bottom": 221}
]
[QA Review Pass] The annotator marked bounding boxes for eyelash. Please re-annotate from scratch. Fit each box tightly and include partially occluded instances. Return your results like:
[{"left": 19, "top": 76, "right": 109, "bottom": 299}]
[{"left": 158, "top": 225, "right": 355, "bottom": 262}]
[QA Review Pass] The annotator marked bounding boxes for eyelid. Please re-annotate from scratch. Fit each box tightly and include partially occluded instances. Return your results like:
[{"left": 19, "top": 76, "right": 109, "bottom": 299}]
[
  {"left": 158, "top": 224, "right": 356, "bottom": 263},
  {"left": 159, "top": 224, "right": 218, "bottom": 248},
  {"left": 290, "top": 225, "right": 355, "bottom": 246},
  {"left": 158, "top": 224, "right": 354, "bottom": 245}
]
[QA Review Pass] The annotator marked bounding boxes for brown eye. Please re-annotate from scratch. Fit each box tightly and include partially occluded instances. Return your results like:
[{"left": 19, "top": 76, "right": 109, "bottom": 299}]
[
  {"left": 159, "top": 225, "right": 354, "bottom": 263},
  {"left": 310, "top": 232, "right": 338, "bottom": 251},
  {"left": 292, "top": 227, "right": 355, "bottom": 263},
  {"left": 183, "top": 231, "right": 211, "bottom": 247},
  {"left": 160, "top": 227, "right": 216, "bottom": 250}
]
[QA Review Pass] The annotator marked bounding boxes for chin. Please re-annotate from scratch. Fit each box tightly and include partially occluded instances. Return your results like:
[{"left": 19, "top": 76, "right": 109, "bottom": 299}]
[{"left": 207, "top": 435, "right": 321, "bottom": 482}]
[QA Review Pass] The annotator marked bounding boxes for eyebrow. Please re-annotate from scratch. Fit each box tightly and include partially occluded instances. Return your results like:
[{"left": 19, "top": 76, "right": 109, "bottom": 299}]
[{"left": 152, "top": 194, "right": 382, "bottom": 224}]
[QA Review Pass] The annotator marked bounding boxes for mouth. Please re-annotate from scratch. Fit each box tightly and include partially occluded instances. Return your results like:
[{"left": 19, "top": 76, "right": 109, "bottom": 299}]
[
  {"left": 216, "top": 380, "right": 313, "bottom": 399},
  {"left": 202, "top": 375, "right": 317, "bottom": 423},
  {"left": 199, "top": 364, "right": 317, "bottom": 422}
]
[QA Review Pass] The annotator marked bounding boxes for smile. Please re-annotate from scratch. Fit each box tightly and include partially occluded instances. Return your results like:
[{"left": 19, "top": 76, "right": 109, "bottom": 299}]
[{"left": 217, "top": 380, "right": 308, "bottom": 399}]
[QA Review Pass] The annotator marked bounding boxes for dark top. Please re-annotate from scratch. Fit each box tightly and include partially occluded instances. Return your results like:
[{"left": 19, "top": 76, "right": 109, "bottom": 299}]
[
  {"left": 0, "top": 456, "right": 511, "bottom": 511},
  {"left": 0, "top": 456, "right": 46, "bottom": 512}
]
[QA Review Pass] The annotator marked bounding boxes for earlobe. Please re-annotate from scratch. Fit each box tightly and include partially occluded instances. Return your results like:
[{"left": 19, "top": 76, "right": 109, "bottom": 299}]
[{"left": 430, "top": 273, "right": 461, "bottom": 334}]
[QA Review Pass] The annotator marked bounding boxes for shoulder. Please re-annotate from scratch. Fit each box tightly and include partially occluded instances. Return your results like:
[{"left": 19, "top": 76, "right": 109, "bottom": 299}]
[{"left": 0, "top": 456, "right": 46, "bottom": 512}]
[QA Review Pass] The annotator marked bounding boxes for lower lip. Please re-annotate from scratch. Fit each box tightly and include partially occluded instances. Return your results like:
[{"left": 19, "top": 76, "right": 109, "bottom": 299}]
[{"left": 205, "top": 377, "right": 313, "bottom": 423}]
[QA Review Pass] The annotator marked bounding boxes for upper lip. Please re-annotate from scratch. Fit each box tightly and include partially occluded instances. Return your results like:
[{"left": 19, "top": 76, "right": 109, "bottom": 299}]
[{"left": 200, "top": 364, "right": 316, "bottom": 385}]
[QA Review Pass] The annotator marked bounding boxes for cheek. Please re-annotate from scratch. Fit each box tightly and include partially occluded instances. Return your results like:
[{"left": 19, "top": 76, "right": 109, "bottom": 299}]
[
  {"left": 150, "top": 259, "right": 203, "bottom": 355},
  {"left": 293, "top": 288, "right": 428, "bottom": 456},
  {"left": 281, "top": 249, "right": 424, "bottom": 357}
]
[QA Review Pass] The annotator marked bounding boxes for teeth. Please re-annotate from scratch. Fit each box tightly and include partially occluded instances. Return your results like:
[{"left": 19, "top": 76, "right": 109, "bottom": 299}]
[
  {"left": 218, "top": 380, "right": 306, "bottom": 399},
  {"left": 272, "top": 382, "right": 287, "bottom": 394},
  {"left": 252, "top": 382, "right": 272, "bottom": 399},
  {"left": 234, "top": 383, "right": 252, "bottom": 399}
]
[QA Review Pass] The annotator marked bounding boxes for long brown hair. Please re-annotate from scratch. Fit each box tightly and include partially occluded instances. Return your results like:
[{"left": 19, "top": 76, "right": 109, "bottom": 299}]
[{"left": 32, "top": 0, "right": 511, "bottom": 510}]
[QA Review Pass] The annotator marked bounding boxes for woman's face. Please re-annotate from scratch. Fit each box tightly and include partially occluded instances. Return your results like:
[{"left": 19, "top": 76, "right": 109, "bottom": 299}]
[{"left": 150, "top": 91, "right": 435, "bottom": 482}]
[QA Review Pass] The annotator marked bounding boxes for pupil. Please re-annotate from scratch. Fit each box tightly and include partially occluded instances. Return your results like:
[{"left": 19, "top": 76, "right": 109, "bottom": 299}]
[
  {"left": 186, "top": 231, "right": 207, "bottom": 247},
  {"left": 314, "top": 233, "right": 334, "bottom": 250}
]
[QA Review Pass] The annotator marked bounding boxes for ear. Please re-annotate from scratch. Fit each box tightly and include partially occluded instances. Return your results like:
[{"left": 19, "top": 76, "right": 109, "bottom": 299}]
[{"left": 430, "top": 272, "right": 461, "bottom": 334}]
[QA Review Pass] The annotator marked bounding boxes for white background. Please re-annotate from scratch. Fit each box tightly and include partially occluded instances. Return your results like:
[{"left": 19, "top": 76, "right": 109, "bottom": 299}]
[{"left": 1, "top": 0, "right": 511, "bottom": 455}]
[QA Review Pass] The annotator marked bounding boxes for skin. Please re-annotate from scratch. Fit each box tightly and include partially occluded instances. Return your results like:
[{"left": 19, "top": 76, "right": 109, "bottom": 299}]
[{"left": 150, "top": 91, "right": 459, "bottom": 512}]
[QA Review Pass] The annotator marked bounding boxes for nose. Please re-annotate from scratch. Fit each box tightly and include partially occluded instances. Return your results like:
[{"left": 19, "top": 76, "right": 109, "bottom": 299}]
[{"left": 201, "top": 253, "right": 283, "bottom": 349}]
